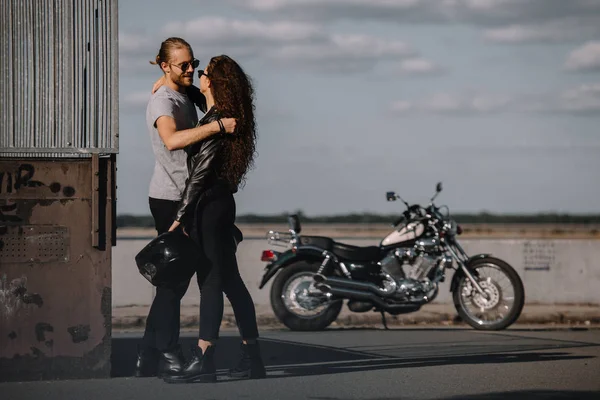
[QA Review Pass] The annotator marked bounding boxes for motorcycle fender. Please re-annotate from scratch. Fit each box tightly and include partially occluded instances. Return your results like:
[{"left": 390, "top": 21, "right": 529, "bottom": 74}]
[
  {"left": 449, "top": 253, "right": 491, "bottom": 293},
  {"left": 258, "top": 248, "right": 324, "bottom": 289}
]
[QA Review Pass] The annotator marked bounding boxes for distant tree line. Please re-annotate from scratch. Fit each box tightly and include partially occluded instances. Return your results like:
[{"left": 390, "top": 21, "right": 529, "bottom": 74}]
[{"left": 117, "top": 211, "right": 600, "bottom": 227}]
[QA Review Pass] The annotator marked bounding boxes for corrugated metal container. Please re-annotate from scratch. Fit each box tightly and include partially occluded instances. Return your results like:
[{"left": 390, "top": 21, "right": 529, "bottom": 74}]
[
  {"left": 0, "top": 0, "right": 119, "bottom": 157},
  {"left": 1, "top": 0, "right": 118, "bottom": 382}
]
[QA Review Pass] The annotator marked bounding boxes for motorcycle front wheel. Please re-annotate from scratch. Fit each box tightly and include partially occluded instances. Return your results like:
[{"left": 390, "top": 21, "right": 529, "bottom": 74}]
[
  {"left": 270, "top": 261, "right": 343, "bottom": 331},
  {"left": 452, "top": 256, "right": 525, "bottom": 330}
]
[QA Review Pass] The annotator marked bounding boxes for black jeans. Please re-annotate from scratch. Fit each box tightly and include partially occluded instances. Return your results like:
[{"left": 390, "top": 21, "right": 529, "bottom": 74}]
[
  {"left": 191, "top": 192, "right": 259, "bottom": 341},
  {"left": 141, "top": 197, "right": 190, "bottom": 352}
]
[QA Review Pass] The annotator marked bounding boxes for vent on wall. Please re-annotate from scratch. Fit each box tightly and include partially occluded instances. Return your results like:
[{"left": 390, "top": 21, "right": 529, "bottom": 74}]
[{"left": 0, "top": 225, "right": 70, "bottom": 264}]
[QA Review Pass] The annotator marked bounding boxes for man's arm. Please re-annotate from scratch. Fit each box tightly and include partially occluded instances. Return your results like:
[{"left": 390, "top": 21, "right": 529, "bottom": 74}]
[{"left": 155, "top": 116, "right": 236, "bottom": 151}]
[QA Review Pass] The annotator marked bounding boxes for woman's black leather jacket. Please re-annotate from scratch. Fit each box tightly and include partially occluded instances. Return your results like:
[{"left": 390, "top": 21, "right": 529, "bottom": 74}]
[{"left": 174, "top": 106, "right": 236, "bottom": 225}]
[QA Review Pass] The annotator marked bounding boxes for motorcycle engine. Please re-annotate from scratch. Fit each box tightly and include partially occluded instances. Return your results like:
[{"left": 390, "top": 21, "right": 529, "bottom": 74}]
[{"left": 379, "top": 247, "right": 439, "bottom": 300}]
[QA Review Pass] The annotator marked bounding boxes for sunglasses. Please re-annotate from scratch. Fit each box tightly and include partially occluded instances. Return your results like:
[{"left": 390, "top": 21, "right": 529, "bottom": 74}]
[
  {"left": 171, "top": 59, "right": 200, "bottom": 72},
  {"left": 198, "top": 69, "right": 209, "bottom": 78}
]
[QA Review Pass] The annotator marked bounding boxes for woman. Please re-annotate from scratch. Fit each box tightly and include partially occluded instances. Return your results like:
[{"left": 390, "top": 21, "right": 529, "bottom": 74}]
[
  {"left": 136, "top": 37, "right": 236, "bottom": 380},
  {"left": 163, "top": 55, "right": 266, "bottom": 384}
]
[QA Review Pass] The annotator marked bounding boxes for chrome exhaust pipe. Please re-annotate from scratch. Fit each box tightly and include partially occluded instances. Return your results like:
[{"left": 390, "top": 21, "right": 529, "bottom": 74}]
[
  {"left": 315, "top": 283, "right": 423, "bottom": 313},
  {"left": 316, "top": 275, "right": 396, "bottom": 298}
]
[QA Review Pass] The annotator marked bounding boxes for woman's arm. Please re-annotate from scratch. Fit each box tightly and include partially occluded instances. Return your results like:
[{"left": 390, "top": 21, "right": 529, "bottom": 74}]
[
  {"left": 152, "top": 76, "right": 166, "bottom": 94},
  {"left": 186, "top": 85, "right": 207, "bottom": 113},
  {"left": 172, "top": 138, "right": 225, "bottom": 226}
]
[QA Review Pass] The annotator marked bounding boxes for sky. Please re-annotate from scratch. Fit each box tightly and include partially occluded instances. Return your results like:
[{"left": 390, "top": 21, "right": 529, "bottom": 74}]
[{"left": 117, "top": 0, "right": 600, "bottom": 216}]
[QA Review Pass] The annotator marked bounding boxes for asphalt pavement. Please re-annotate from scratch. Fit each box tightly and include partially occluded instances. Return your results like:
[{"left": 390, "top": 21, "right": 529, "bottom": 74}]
[{"left": 1, "top": 327, "right": 599, "bottom": 400}]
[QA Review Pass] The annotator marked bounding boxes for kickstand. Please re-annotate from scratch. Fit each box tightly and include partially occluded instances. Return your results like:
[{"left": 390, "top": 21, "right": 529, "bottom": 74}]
[{"left": 380, "top": 310, "right": 389, "bottom": 330}]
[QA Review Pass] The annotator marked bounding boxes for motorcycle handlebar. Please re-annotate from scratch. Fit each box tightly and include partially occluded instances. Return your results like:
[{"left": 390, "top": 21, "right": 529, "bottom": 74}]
[
  {"left": 392, "top": 216, "right": 405, "bottom": 226},
  {"left": 392, "top": 209, "right": 415, "bottom": 226}
]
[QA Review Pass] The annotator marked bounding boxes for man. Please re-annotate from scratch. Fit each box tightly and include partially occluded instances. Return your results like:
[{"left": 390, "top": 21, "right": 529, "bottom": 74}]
[{"left": 135, "top": 37, "right": 236, "bottom": 378}]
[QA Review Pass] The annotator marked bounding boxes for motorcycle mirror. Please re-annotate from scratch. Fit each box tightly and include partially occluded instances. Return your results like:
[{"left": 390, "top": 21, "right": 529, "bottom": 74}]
[
  {"left": 430, "top": 182, "right": 443, "bottom": 203},
  {"left": 288, "top": 214, "right": 302, "bottom": 234},
  {"left": 388, "top": 191, "right": 410, "bottom": 208}
]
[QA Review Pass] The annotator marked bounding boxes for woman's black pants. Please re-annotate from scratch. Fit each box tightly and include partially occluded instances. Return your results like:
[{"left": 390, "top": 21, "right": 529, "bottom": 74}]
[
  {"left": 192, "top": 192, "right": 259, "bottom": 341},
  {"left": 141, "top": 197, "right": 189, "bottom": 352}
]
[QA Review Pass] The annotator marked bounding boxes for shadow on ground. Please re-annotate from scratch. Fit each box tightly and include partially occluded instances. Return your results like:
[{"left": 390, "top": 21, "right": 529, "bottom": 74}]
[
  {"left": 111, "top": 335, "right": 373, "bottom": 377},
  {"left": 306, "top": 391, "right": 600, "bottom": 400},
  {"left": 112, "top": 333, "right": 597, "bottom": 380},
  {"left": 440, "top": 390, "right": 600, "bottom": 399}
]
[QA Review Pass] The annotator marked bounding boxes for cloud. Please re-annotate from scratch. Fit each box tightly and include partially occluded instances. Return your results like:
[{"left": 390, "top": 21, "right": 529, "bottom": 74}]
[
  {"left": 483, "top": 16, "right": 600, "bottom": 44},
  {"left": 268, "top": 34, "right": 413, "bottom": 72},
  {"left": 393, "top": 57, "right": 444, "bottom": 75},
  {"left": 484, "top": 22, "right": 577, "bottom": 44},
  {"left": 390, "top": 92, "right": 513, "bottom": 114},
  {"left": 390, "top": 83, "right": 600, "bottom": 116},
  {"left": 121, "top": 16, "right": 416, "bottom": 74},
  {"left": 565, "top": 41, "right": 600, "bottom": 72},
  {"left": 119, "top": 32, "right": 154, "bottom": 53},
  {"left": 237, "top": 0, "right": 600, "bottom": 26},
  {"left": 234, "top": 0, "right": 600, "bottom": 44},
  {"left": 554, "top": 83, "right": 600, "bottom": 114},
  {"left": 163, "top": 17, "right": 322, "bottom": 43},
  {"left": 118, "top": 32, "right": 165, "bottom": 78}
]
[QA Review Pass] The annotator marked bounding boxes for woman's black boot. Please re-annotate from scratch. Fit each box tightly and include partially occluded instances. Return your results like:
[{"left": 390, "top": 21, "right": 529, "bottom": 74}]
[
  {"left": 163, "top": 345, "right": 217, "bottom": 384},
  {"left": 133, "top": 345, "right": 159, "bottom": 377},
  {"left": 158, "top": 345, "right": 186, "bottom": 378},
  {"left": 228, "top": 342, "right": 266, "bottom": 379}
]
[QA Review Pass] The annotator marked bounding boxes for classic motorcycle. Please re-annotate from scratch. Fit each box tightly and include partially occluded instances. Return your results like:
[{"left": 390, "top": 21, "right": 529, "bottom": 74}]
[{"left": 258, "top": 182, "right": 525, "bottom": 331}]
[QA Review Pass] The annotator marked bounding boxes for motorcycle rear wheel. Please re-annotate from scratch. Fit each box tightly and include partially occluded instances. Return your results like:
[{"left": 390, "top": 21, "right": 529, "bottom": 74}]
[
  {"left": 270, "top": 261, "right": 343, "bottom": 331},
  {"left": 452, "top": 256, "right": 525, "bottom": 330}
]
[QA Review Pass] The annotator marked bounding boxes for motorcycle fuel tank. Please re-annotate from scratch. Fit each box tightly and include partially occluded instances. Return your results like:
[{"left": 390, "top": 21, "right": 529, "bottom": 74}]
[{"left": 381, "top": 222, "right": 425, "bottom": 247}]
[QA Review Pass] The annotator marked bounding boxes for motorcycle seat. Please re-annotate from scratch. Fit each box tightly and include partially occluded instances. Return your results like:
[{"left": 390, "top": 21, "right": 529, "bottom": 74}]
[
  {"left": 299, "top": 236, "right": 334, "bottom": 250},
  {"left": 332, "top": 242, "right": 381, "bottom": 262},
  {"left": 299, "top": 236, "right": 380, "bottom": 262}
]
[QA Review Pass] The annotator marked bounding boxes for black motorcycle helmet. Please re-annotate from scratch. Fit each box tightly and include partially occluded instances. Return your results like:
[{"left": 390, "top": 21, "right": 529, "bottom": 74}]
[{"left": 135, "top": 230, "right": 199, "bottom": 287}]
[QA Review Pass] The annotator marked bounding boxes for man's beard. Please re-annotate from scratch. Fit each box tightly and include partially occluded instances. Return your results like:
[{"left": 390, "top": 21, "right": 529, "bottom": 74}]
[{"left": 173, "top": 72, "right": 193, "bottom": 87}]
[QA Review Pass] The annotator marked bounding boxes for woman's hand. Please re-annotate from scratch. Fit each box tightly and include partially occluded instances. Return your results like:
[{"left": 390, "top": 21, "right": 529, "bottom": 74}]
[
  {"left": 220, "top": 118, "right": 237, "bottom": 134},
  {"left": 152, "top": 75, "right": 166, "bottom": 94},
  {"left": 168, "top": 220, "right": 180, "bottom": 232},
  {"left": 168, "top": 220, "right": 189, "bottom": 236}
]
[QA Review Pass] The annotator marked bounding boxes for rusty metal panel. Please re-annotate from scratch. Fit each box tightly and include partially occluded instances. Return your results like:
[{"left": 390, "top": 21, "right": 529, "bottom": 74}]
[
  {"left": 0, "top": 158, "right": 112, "bottom": 381},
  {"left": 0, "top": 225, "right": 70, "bottom": 264},
  {"left": 0, "top": 0, "right": 119, "bottom": 156},
  {"left": 92, "top": 154, "right": 100, "bottom": 248}
]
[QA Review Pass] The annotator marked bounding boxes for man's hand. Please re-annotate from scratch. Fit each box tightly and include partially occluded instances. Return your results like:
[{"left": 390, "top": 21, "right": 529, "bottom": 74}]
[
  {"left": 220, "top": 118, "right": 237, "bottom": 134},
  {"left": 152, "top": 75, "right": 166, "bottom": 94}
]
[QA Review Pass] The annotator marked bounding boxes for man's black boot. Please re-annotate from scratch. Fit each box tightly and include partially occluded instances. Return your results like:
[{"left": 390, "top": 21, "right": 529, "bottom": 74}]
[
  {"left": 133, "top": 345, "right": 159, "bottom": 377},
  {"left": 163, "top": 345, "right": 217, "bottom": 384},
  {"left": 158, "top": 345, "right": 186, "bottom": 378},
  {"left": 228, "top": 342, "right": 266, "bottom": 379}
]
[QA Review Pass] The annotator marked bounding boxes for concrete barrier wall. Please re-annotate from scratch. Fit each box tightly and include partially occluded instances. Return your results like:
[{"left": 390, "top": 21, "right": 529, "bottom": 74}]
[{"left": 112, "top": 238, "right": 600, "bottom": 308}]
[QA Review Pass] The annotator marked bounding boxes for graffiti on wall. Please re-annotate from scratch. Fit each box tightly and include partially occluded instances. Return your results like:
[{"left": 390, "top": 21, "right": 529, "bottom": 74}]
[
  {"left": 0, "top": 163, "right": 76, "bottom": 223},
  {"left": 523, "top": 241, "right": 556, "bottom": 271},
  {"left": 0, "top": 275, "right": 43, "bottom": 319}
]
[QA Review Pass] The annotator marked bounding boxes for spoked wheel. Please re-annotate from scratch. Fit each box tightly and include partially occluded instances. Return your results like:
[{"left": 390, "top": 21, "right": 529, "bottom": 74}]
[
  {"left": 270, "top": 261, "right": 342, "bottom": 331},
  {"left": 453, "top": 257, "right": 524, "bottom": 330}
]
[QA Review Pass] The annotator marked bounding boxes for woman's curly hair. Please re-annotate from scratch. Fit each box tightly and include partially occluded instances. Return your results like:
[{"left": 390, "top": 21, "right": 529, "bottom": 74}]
[{"left": 206, "top": 55, "right": 257, "bottom": 188}]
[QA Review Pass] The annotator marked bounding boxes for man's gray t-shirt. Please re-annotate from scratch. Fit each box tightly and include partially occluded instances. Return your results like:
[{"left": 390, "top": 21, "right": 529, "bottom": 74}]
[{"left": 146, "top": 86, "right": 198, "bottom": 201}]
